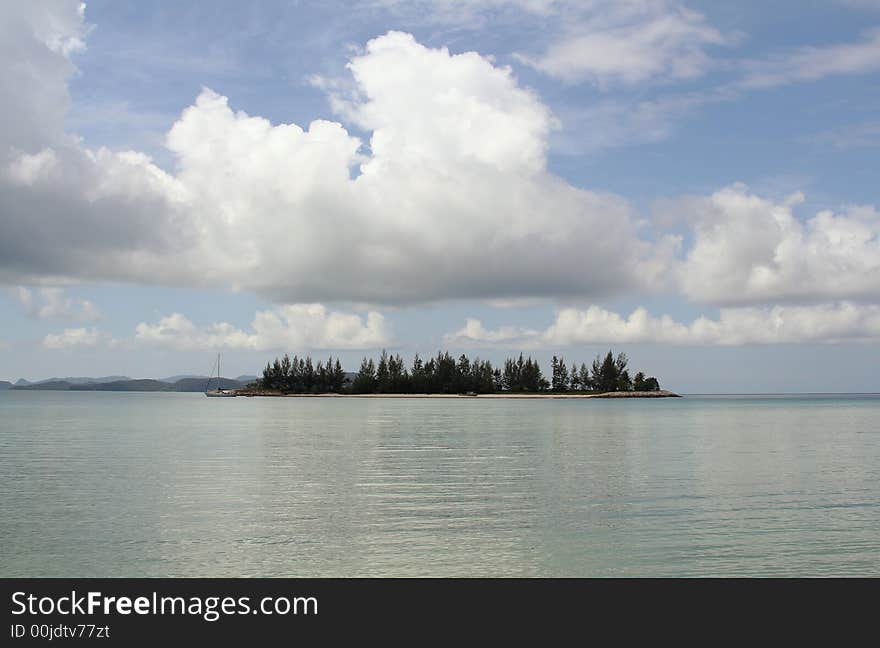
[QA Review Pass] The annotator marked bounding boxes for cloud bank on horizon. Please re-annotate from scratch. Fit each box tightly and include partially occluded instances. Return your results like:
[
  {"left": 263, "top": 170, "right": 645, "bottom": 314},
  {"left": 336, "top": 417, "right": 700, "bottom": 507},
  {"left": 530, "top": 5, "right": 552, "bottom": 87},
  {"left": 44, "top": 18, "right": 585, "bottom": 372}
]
[{"left": 2, "top": 0, "right": 880, "bottom": 352}]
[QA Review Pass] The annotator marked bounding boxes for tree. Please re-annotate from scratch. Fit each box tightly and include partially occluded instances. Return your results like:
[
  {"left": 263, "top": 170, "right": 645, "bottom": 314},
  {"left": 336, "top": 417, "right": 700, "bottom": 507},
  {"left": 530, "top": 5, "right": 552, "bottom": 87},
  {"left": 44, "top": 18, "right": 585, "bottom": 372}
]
[
  {"left": 633, "top": 371, "right": 647, "bottom": 391},
  {"left": 457, "top": 354, "right": 471, "bottom": 392},
  {"left": 316, "top": 359, "right": 328, "bottom": 391},
  {"left": 475, "top": 360, "right": 495, "bottom": 393},
  {"left": 280, "top": 354, "right": 292, "bottom": 391},
  {"left": 502, "top": 357, "right": 518, "bottom": 391},
  {"left": 618, "top": 369, "right": 632, "bottom": 392},
  {"left": 303, "top": 357, "right": 315, "bottom": 392},
  {"left": 493, "top": 367, "right": 503, "bottom": 392},
  {"left": 388, "top": 353, "right": 407, "bottom": 393},
  {"left": 435, "top": 351, "right": 456, "bottom": 393},
  {"left": 261, "top": 362, "right": 271, "bottom": 389},
  {"left": 376, "top": 350, "right": 390, "bottom": 392},
  {"left": 551, "top": 356, "right": 569, "bottom": 392},
  {"left": 579, "top": 363, "right": 592, "bottom": 391},
  {"left": 271, "top": 358, "right": 283, "bottom": 389},
  {"left": 410, "top": 354, "right": 425, "bottom": 393},
  {"left": 332, "top": 358, "right": 346, "bottom": 392},
  {"left": 520, "top": 356, "right": 545, "bottom": 391},
  {"left": 569, "top": 363, "right": 580, "bottom": 391},
  {"left": 633, "top": 373, "right": 660, "bottom": 391},
  {"left": 592, "top": 350, "right": 630, "bottom": 392},
  {"left": 614, "top": 353, "right": 629, "bottom": 382},
  {"left": 352, "top": 357, "right": 377, "bottom": 394},
  {"left": 423, "top": 357, "right": 437, "bottom": 393}
]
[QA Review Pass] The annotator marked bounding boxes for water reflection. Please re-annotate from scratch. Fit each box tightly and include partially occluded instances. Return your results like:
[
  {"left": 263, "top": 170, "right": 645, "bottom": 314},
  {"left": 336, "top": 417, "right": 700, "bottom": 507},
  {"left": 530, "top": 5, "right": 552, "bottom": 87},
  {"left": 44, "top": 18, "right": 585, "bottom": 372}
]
[{"left": 1, "top": 392, "right": 878, "bottom": 576}]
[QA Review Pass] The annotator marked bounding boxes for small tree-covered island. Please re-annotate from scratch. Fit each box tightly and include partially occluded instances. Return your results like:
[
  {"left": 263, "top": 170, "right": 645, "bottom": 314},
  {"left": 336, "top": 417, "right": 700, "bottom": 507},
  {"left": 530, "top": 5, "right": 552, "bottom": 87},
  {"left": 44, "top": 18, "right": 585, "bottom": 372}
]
[{"left": 242, "top": 350, "right": 679, "bottom": 398}]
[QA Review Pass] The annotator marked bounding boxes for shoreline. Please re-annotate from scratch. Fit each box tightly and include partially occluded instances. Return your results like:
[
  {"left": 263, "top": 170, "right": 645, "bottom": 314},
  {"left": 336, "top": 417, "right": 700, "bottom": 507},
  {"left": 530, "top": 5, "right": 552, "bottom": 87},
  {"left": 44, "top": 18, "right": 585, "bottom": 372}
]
[{"left": 235, "top": 390, "right": 681, "bottom": 399}]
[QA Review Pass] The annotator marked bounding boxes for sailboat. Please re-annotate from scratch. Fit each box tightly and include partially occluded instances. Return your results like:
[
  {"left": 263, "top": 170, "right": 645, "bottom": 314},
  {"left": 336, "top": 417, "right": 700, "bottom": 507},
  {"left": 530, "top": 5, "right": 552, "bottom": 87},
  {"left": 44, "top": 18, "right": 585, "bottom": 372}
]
[{"left": 205, "top": 352, "right": 237, "bottom": 398}]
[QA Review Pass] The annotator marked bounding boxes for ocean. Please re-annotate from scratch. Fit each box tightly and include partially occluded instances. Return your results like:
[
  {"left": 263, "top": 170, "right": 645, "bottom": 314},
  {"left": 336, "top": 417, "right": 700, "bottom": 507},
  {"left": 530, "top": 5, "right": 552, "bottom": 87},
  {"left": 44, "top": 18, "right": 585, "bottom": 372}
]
[{"left": 1, "top": 391, "right": 878, "bottom": 576}]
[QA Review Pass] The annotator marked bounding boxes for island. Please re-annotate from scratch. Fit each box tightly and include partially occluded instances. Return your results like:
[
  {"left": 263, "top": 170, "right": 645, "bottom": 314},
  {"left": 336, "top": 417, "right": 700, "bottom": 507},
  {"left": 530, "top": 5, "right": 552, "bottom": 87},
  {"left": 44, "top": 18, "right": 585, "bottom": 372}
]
[{"left": 238, "top": 350, "right": 680, "bottom": 398}]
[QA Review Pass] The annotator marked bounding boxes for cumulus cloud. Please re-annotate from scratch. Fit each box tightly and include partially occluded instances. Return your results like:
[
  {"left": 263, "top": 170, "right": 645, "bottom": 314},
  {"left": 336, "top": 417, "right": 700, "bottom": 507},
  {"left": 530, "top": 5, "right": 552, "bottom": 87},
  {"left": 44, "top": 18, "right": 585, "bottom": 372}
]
[
  {"left": 0, "top": 3, "right": 661, "bottom": 304},
  {"left": 514, "top": 0, "right": 730, "bottom": 86},
  {"left": 2, "top": 0, "right": 880, "bottom": 325},
  {"left": 134, "top": 304, "right": 390, "bottom": 352},
  {"left": 14, "top": 286, "right": 98, "bottom": 320},
  {"left": 42, "top": 327, "right": 103, "bottom": 349},
  {"left": 669, "top": 185, "right": 880, "bottom": 305},
  {"left": 0, "top": 4, "right": 173, "bottom": 290},
  {"left": 446, "top": 302, "right": 880, "bottom": 347},
  {"left": 446, "top": 318, "right": 541, "bottom": 345},
  {"left": 0, "top": 0, "right": 87, "bottom": 153}
]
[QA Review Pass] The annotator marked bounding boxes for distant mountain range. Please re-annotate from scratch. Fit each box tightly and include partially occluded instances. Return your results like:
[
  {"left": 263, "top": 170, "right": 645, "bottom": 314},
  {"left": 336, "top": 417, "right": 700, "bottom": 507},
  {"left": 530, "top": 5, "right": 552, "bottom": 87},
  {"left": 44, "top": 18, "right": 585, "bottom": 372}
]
[
  {"left": 10, "top": 376, "right": 250, "bottom": 392},
  {"left": 13, "top": 376, "right": 132, "bottom": 386},
  {"left": 5, "top": 371, "right": 264, "bottom": 392},
  {"left": 161, "top": 374, "right": 258, "bottom": 384}
]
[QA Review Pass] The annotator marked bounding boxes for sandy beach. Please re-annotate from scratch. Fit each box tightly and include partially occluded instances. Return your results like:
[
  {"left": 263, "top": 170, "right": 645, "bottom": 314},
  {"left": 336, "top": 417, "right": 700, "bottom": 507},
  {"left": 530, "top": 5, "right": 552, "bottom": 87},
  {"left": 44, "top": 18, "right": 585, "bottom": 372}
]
[{"left": 236, "top": 390, "right": 680, "bottom": 399}]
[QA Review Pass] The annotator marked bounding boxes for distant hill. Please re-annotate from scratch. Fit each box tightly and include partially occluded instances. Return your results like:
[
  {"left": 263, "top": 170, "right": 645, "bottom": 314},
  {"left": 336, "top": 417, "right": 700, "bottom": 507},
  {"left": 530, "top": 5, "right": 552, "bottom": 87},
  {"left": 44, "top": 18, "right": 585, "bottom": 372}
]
[
  {"left": 11, "top": 376, "right": 131, "bottom": 387},
  {"left": 12, "top": 377, "right": 248, "bottom": 392},
  {"left": 70, "top": 379, "right": 170, "bottom": 392},
  {"left": 13, "top": 380, "right": 74, "bottom": 390},
  {"left": 43, "top": 376, "right": 131, "bottom": 385},
  {"left": 0, "top": 381, "right": 12, "bottom": 390},
  {"left": 160, "top": 374, "right": 207, "bottom": 383},
  {"left": 236, "top": 375, "right": 258, "bottom": 384}
]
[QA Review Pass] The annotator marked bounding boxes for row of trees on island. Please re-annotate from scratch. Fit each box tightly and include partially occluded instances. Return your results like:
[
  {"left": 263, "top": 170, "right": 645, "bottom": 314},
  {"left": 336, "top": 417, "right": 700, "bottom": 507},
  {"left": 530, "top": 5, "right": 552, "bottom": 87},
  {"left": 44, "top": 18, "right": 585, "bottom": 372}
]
[
  {"left": 260, "top": 355, "right": 347, "bottom": 393},
  {"left": 258, "top": 350, "right": 661, "bottom": 395}
]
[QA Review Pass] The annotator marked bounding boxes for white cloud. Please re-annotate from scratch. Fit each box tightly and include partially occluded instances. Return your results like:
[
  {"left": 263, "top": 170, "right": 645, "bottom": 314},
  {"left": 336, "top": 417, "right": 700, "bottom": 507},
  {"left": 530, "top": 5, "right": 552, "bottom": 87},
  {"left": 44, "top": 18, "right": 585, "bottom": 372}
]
[
  {"left": 134, "top": 304, "right": 391, "bottom": 352},
  {"left": 0, "top": 9, "right": 660, "bottom": 305},
  {"left": 1, "top": 2, "right": 879, "bottom": 317},
  {"left": 42, "top": 327, "right": 102, "bottom": 350},
  {"left": 551, "top": 86, "right": 733, "bottom": 153},
  {"left": 515, "top": 1, "right": 730, "bottom": 86},
  {"left": 671, "top": 185, "right": 880, "bottom": 305},
  {"left": 740, "top": 27, "right": 880, "bottom": 89},
  {"left": 374, "top": 1, "right": 730, "bottom": 87},
  {"left": 549, "top": 26, "right": 880, "bottom": 152},
  {"left": 14, "top": 286, "right": 98, "bottom": 320},
  {"left": 0, "top": 0, "right": 87, "bottom": 153},
  {"left": 446, "top": 302, "right": 880, "bottom": 347},
  {"left": 446, "top": 318, "right": 541, "bottom": 345}
]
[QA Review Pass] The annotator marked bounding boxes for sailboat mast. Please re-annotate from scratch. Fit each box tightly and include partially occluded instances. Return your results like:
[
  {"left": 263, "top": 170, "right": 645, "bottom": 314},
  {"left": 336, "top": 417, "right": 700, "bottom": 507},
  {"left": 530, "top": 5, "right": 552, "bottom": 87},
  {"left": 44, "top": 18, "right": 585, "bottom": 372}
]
[{"left": 218, "top": 352, "right": 221, "bottom": 390}]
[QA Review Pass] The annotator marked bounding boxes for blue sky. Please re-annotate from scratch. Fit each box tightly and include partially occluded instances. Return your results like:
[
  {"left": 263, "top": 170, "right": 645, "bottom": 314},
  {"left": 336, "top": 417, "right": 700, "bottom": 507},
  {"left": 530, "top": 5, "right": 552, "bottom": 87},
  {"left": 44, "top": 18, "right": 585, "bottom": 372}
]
[{"left": 2, "top": 0, "right": 880, "bottom": 391}]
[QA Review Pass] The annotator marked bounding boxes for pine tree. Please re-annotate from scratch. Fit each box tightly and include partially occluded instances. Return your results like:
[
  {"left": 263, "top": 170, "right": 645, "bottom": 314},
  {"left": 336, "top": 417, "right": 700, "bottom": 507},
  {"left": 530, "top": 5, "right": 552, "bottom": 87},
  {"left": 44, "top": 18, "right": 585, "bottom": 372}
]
[
  {"left": 332, "top": 358, "right": 345, "bottom": 392},
  {"left": 634, "top": 371, "right": 646, "bottom": 391},
  {"left": 570, "top": 363, "right": 581, "bottom": 391},
  {"left": 579, "top": 363, "right": 591, "bottom": 391},
  {"left": 352, "top": 357, "right": 377, "bottom": 394},
  {"left": 376, "top": 350, "right": 390, "bottom": 392}
]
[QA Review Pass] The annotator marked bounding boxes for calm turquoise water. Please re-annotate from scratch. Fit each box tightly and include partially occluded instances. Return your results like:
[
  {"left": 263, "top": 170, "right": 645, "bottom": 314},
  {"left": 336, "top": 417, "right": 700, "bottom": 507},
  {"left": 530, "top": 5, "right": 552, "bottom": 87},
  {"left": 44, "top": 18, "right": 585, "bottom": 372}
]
[{"left": 1, "top": 391, "right": 878, "bottom": 577}]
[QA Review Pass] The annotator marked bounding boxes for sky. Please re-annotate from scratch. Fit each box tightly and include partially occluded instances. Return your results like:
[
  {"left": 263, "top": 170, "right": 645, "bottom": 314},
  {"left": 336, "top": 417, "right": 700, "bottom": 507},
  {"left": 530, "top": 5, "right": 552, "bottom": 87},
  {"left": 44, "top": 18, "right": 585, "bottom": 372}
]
[{"left": 1, "top": 0, "right": 879, "bottom": 392}]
